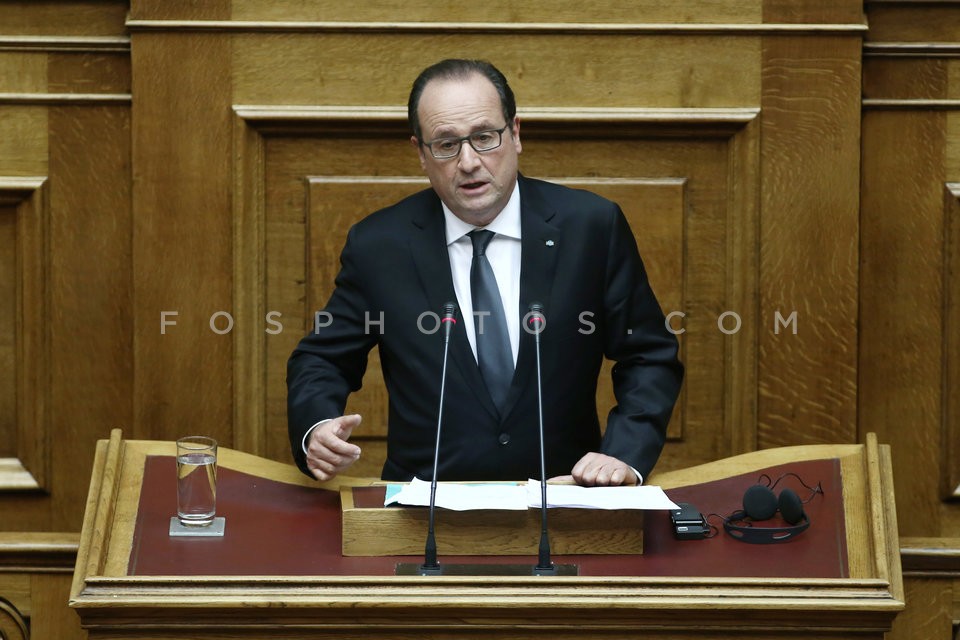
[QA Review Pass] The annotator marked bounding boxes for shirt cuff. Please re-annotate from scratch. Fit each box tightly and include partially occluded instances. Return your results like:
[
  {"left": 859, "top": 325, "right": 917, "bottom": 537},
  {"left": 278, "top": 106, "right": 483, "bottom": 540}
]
[
  {"left": 301, "top": 418, "right": 331, "bottom": 455},
  {"left": 630, "top": 466, "right": 644, "bottom": 486}
]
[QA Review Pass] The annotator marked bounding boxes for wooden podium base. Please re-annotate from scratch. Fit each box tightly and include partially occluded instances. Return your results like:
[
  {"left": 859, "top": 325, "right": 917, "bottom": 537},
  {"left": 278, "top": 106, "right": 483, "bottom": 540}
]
[{"left": 340, "top": 486, "right": 644, "bottom": 556}]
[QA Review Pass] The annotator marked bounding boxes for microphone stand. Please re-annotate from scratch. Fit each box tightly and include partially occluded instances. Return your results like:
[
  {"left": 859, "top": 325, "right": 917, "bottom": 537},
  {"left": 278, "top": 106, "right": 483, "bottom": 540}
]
[
  {"left": 392, "top": 302, "right": 576, "bottom": 577},
  {"left": 420, "top": 302, "right": 457, "bottom": 575},
  {"left": 529, "top": 302, "right": 557, "bottom": 575}
]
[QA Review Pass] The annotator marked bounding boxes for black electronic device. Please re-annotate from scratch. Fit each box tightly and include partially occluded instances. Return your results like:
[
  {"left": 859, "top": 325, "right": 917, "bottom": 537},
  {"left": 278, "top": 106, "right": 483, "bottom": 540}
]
[{"left": 670, "top": 502, "right": 709, "bottom": 540}]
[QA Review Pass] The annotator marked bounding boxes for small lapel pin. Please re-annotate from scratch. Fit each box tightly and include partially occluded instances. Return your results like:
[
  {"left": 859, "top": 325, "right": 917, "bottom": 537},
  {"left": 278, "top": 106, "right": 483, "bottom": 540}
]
[{"left": 545, "top": 239, "right": 555, "bottom": 247}]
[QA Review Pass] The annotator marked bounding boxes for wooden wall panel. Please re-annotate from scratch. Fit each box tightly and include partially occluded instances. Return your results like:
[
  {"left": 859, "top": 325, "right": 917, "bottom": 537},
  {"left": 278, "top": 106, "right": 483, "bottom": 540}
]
[
  {"left": 759, "top": 35, "right": 862, "bottom": 449},
  {"left": 863, "top": 2, "right": 960, "bottom": 636},
  {"left": 866, "top": 5, "right": 960, "bottom": 43},
  {"left": 128, "top": 0, "right": 230, "bottom": 22},
  {"left": 2, "top": 1, "right": 128, "bottom": 36},
  {"left": 228, "top": 0, "right": 765, "bottom": 24},
  {"left": 0, "top": 116, "right": 129, "bottom": 525},
  {"left": 0, "top": 0, "right": 132, "bottom": 524},
  {"left": 47, "top": 103, "right": 132, "bottom": 526},
  {"left": 231, "top": 33, "right": 758, "bottom": 109},
  {"left": 0, "top": 1, "right": 132, "bottom": 636},
  {"left": 243, "top": 110, "right": 760, "bottom": 476},
  {"left": 0, "top": 179, "right": 49, "bottom": 496},
  {"left": 130, "top": 31, "right": 233, "bottom": 445},
  {"left": 860, "top": 105, "right": 946, "bottom": 535},
  {"left": 0, "top": 107, "right": 46, "bottom": 175},
  {"left": 762, "top": 1, "right": 864, "bottom": 24},
  {"left": 862, "top": 0, "right": 960, "bottom": 539}
]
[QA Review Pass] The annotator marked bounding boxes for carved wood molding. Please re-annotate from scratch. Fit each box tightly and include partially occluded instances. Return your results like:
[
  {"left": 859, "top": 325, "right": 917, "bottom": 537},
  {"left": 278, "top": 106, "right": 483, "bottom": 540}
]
[
  {"left": 864, "top": 43, "right": 960, "bottom": 58},
  {"left": 862, "top": 99, "right": 960, "bottom": 110},
  {"left": 0, "top": 532, "right": 80, "bottom": 573},
  {"left": 866, "top": 0, "right": 960, "bottom": 4},
  {"left": 0, "top": 93, "right": 131, "bottom": 106},
  {"left": 0, "top": 35, "right": 130, "bottom": 53},
  {"left": 0, "top": 177, "right": 50, "bottom": 492},
  {"left": 0, "top": 597, "right": 27, "bottom": 640},
  {"left": 944, "top": 183, "right": 960, "bottom": 500},
  {"left": 233, "top": 105, "right": 760, "bottom": 137},
  {"left": 126, "top": 19, "right": 867, "bottom": 35},
  {"left": 900, "top": 537, "right": 960, "bottom": 577}
]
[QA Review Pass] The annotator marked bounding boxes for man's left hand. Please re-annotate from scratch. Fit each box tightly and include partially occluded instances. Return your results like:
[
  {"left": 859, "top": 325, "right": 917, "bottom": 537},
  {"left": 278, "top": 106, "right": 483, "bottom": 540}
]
[{"left": 550, "top": 452, "right": 639, "bottom": 487}]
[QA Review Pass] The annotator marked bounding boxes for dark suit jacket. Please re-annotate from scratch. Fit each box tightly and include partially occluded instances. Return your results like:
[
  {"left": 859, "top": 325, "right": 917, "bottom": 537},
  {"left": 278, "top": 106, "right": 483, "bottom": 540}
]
[{"left": 287, "top": 175, "right": 683, "bottom": 481}]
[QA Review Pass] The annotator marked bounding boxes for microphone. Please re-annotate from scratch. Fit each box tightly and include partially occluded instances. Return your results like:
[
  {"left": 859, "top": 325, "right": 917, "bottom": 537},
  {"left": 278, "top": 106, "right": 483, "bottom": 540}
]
[
  {"left": 527, "top": 302, "right": 556, "bottom": 575},
  {"left": 420, "top": 302, "right": 457, "bottom": 575}
]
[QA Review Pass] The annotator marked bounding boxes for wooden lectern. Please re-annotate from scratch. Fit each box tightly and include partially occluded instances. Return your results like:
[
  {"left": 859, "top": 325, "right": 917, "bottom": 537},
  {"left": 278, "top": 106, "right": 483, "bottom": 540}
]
[{"left": 70, "top": 430, "right": 904, "bottom": 639}]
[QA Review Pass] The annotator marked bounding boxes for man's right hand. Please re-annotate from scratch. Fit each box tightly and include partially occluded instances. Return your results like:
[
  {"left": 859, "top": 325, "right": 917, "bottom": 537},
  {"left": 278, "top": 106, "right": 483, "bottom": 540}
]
[{"left": 305, "top": 414, "right": 362, "bottom": 481}]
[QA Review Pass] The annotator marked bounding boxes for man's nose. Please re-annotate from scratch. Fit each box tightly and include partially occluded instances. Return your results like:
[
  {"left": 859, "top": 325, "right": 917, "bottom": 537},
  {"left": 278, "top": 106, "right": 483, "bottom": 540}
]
[{"left": 458, "top": 142, "right": 482, "bottom": 170}]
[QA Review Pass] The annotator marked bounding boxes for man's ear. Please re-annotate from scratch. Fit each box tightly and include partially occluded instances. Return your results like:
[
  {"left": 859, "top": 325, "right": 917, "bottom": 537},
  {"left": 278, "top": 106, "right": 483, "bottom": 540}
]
[
  {"left": 511, "top": 116, "right": 522, "bottom": 154},
  {"left": 411, "top": 135, "right": 427, "bottom": 169}
]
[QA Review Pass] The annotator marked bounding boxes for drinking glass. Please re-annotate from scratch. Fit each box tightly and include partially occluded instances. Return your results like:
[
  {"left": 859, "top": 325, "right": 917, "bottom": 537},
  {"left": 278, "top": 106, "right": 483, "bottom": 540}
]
[{"left": 176, "top": 436, "right": 218, "bottom": 527}]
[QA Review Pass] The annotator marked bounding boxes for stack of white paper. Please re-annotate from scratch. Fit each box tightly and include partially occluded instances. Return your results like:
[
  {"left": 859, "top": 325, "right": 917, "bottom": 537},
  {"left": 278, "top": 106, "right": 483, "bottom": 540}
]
[
  {"left": 525, "top": 481, "right": 678, "bottom": 510},
  {"left": 384, "top": 478, "right": 678, "bottom": 511}
]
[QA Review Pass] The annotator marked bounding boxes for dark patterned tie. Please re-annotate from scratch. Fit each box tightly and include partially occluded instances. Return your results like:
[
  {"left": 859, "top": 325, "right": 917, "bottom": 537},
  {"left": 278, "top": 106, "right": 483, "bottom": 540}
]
[{"left": 468, "top": 230, "right": 513, "bottom": 412}]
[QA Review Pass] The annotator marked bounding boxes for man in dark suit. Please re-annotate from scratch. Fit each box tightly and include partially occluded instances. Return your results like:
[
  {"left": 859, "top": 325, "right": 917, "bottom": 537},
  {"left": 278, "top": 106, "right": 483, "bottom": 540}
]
[{"left": 287, "top": 59, "right": 683, "bottom": 486}]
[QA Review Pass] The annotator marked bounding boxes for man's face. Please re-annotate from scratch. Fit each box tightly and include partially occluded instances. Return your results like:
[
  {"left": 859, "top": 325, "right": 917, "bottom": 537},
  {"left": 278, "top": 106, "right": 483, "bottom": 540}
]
[{"left": 412, "top": 73, "right": 522, "bottom": 227}]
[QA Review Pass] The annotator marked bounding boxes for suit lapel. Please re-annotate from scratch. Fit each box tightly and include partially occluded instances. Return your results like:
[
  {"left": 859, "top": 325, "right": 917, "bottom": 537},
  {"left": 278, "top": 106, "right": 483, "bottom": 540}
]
[
  {"left": 409, "top": 195, "right": 500, "bottom": 421},
  {"left": 409, "top": 197, "right": 455, "bottom": 318},
  {"left": 502, "top": 176, "right": 561, "bottom": 421}
]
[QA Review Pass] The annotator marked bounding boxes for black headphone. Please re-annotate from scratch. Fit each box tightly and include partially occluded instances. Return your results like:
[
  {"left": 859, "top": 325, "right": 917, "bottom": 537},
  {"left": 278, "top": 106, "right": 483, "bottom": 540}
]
[{"left": 723, "top": 473, "right": 823, "bottom": 544}]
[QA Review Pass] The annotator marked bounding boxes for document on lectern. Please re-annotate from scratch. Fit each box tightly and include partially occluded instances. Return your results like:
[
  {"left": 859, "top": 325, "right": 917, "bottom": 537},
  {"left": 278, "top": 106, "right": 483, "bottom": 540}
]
[
  {"left": 527, "top": 482, "right": 679, "bottom": 510},
  {"left": 384, "top": 478, "right": 528, "bottom": 511},
  {"left": 384, "top": 478, "right": 678, "bottom": 511}
]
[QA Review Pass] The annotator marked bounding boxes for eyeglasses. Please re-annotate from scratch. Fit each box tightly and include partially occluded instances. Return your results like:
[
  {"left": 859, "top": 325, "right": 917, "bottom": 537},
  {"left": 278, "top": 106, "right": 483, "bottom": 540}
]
[{"left": 419, "top": 124, "right": 510, "bottom": 159}]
